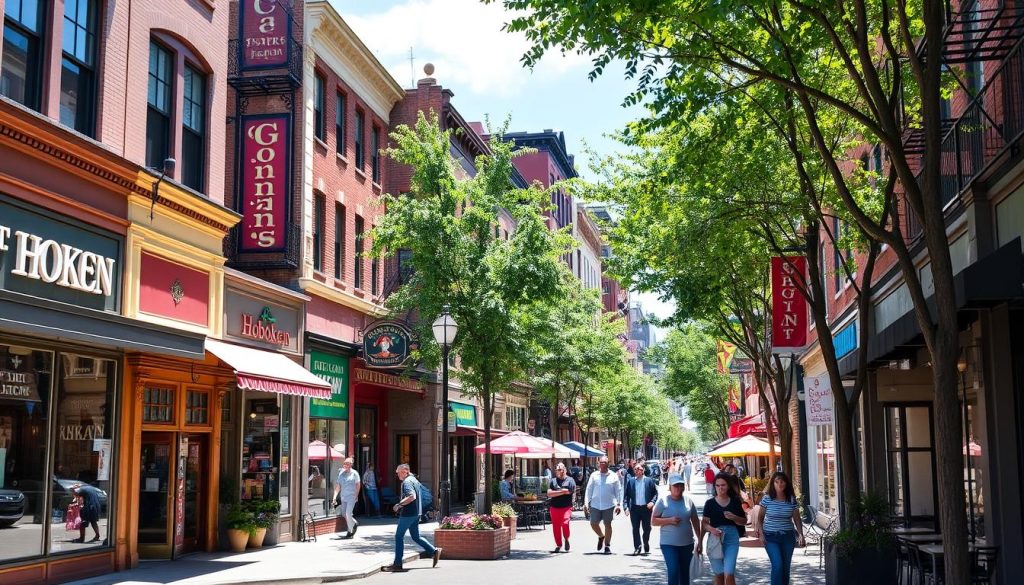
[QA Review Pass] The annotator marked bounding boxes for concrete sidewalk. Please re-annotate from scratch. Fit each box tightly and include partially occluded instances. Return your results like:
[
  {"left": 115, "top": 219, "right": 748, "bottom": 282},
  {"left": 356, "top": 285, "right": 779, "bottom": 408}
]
[{"left": 64, "top": 518, "right": 436, "bottom": 585}]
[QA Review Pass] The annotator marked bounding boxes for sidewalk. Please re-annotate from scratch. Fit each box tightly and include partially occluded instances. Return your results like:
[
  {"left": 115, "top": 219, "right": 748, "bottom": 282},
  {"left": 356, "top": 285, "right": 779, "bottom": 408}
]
[{"left": 65, "top": 518, "right": 433, "bottom": 585}]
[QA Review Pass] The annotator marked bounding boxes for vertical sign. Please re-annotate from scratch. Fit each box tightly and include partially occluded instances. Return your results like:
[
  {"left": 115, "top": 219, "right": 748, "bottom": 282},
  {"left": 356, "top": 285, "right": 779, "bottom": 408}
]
[
  {"left": 804, "top": 374, "right": 834, "bottom": 425},
  {"left": 240, "top": 0, "right": 290, "bottom": 70},
  {"left": 771, "top": 256, "right": 808, "bottom": 351},
  {"left": 240, "top": 115, "right": 289, "bottom": 252},
  {"left": 309, "top": 351, "right": 349, "bottom": 419}
]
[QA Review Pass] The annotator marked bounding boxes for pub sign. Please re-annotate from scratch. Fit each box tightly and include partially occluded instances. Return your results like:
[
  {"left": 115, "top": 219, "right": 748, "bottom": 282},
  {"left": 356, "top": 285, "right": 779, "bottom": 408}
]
[{"left": 362, "top": 321, "right": 415, "bottom": 368}]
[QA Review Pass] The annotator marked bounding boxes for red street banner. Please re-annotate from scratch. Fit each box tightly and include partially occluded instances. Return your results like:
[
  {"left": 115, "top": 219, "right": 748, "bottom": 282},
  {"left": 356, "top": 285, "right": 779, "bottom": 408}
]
[
  {"left": 771, "top": 256, "right": 807, "bottom": 351},
  {"left": 240, "top": 0, "right": 290, "bottom": 70},
  {"left": 240, "top": 115, "right": 289, "bottom": 252},
  {"left": 716, "top": 340, "right": 738, "bottom": 374}
]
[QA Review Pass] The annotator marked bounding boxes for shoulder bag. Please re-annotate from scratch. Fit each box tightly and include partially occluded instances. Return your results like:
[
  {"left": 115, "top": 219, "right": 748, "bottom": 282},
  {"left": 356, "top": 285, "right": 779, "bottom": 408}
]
[{"left": 706, "top": 529, "right": 724, "bottom": 559}]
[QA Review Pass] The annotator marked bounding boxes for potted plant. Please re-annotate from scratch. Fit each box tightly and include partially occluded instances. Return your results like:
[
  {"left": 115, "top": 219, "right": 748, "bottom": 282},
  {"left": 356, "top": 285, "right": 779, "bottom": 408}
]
[
  {"left": 434, "top": 513, "right": 510, "bottom": 560},
  {"left": 491, "top": 502, "right": 518, "bottom": 540},
  {"left": 824, "top": 493, "right": 897, "bottom": 585},
  {"left": 257, "top": 500, "right": 281, "bottom": 546},
  {"left": 242, "top": 500, "right": 272, "bottom": 548},
  {"left": 225, "top": 505, "right": 256, "bottom": 553}
]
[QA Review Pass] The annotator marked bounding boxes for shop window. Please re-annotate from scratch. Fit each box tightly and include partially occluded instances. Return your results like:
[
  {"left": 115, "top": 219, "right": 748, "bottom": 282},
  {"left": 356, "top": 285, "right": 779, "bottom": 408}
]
[
  {"left": 814, "top": 424, "right": 837, "bottom": 516},
  {"left": 308, "top": 417, "right": 347, "bottom": 518},
  {"left": 143, "top": 386, "right": 175, "bottom": 423},
  {"left": 354, "top": 109, "right": 365, "bottom": 169},
  {"left": 241, "top": 394, "right": 288, "bottom": 512},
  {"left": 335, "top": 91, "right": 346, "bottom": 156},
  {"left": 60, "top": 0, "right": 98, "bottom": 135},
  {"left": 181, "top": 65, "right": 206, "bottom": 192},
  {"left": 314, "top": 71, "right": 325, "bottom": 142},
  {"left": 1, "top": 0, "right": 44, "bottom": 111},
  {"left": 185, "top": 390, "right": 209, "bottom": 425}
]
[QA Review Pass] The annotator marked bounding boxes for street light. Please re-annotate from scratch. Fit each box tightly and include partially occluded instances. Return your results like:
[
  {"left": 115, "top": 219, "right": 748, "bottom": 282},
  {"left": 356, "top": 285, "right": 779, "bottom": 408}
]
[{"left": 432, "top": 305, "right": 458, "bottom": 520}]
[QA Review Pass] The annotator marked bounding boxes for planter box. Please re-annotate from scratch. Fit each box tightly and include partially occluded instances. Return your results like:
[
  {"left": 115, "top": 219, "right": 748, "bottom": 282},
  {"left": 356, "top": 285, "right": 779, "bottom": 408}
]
[
  {"left": 502, "top": 516, "right": 517, "bottom": 540},
  {"left": 434, "top": 528, "right": 510, "bottom": 560},
  {"left": 824, "top": 539, "right": 897, "bottom": 585}
]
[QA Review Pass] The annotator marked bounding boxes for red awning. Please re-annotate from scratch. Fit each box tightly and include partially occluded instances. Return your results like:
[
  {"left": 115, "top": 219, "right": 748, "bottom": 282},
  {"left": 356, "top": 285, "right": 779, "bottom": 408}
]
[
  {"left": 206, "top": 339, "right": 332, "bottom": 399},
  {"left": 453, "top": 425, "right": 511, "bottom": 438},
  {"left": 728, "top": 412, "right": 773, "bottom": 438}
]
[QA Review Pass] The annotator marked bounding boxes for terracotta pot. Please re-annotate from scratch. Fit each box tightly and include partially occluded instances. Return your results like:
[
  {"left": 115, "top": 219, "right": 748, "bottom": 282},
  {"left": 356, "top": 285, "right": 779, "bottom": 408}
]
[
  {"left": 227, "top": 529, "right": 249, "bottom": 553},
  {"left": 247, "top": 527, "right": 267, "bottom": 548}
]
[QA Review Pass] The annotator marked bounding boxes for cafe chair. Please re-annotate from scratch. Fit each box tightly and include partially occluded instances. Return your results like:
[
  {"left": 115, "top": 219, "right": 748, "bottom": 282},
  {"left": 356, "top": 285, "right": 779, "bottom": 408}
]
[
  {"left": 908, "top": 542, "right": 943, "bottom": 585},
  {"left": 971, "top": 546, "right": 999, "bottom": 585},
  {"left": 802, "top": 504, "right": 825, "bottom": 555}
]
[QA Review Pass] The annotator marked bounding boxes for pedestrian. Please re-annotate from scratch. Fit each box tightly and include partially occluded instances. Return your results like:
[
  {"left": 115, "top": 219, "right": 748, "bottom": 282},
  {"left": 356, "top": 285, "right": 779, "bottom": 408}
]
[
  {"left": 703, "top": 463, "right": 716, "bottom": 486},
  {"left": 547, "top": 463, "right": 576, "bottom": 553},
  {"left": 542, "top": 464, "right": 552, "bottom": 479},
  {"left": 652, "top": 474, "right": 702, "bottom": 585},
  {"left": 381, "top": 464, "right": 442, "bottom": 572},
  {"left": 500, "top": 469, "right": 522, "bottom": 502},
  {"left": 333, "top": 457, "right": 361, "bottom": 539},
  {"left": 702, "top": 472, "right": 746, "bottom": 585},
  {"left": 624, "top": 462, "right": 658, "bottom": 555},
  {"left": 584, "top": 455, "right": 623, "bottom": 554},
  {"left": 71, "top": 484, "right": 102, "bottom": 543},
  {"left": 682, "top": 459, "right": 692, "bottom": 486},
  {"left": 757, "top": 471, "right": 805, "bottom": 585},
  {"left": 363, "top": 461, "right": 380, "bottom": 518}
]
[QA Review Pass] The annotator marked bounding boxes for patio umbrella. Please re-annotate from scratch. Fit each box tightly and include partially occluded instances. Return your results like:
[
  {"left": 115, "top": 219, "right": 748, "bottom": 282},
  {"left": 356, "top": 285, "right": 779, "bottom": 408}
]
[
  {"left": 474, "top": 430, "right": 559, "bottom": 455},
  {"left": 308, "top": 440, "right": 344, "bottom": 460},
  {"left": 564, "top": 441, "right": 604, "bottom": 457},
  {"left": 516, "top": 437, "right": 578, "bottom": 459},
  {"left": 706, "top": 434, "right": 780, "bottom": 458}
]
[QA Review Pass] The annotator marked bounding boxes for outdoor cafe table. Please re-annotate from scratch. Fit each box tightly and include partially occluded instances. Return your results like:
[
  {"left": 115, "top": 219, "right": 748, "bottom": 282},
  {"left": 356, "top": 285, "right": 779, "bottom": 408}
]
[
  {"left": 897, "top": 533, "right": 944, "bottom": 544},
  {"left": 918, "top": 541, "right": 990, "bottom": 577},
  {"left": 514, "top": 500, "right": 549, "bottom": 530}
]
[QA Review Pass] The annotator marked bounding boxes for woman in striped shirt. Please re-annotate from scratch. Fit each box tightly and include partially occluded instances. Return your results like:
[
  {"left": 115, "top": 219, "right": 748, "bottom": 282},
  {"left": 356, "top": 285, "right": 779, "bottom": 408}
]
[{"left": 756, "top": 472, "right": 805, "bottom": 585}]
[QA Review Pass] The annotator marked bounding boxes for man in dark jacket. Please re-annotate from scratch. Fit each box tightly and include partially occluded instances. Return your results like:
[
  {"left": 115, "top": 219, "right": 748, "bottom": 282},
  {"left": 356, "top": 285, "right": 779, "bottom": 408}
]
[{"left": 623, "top": 462, "right": 659, "bottom": 555}]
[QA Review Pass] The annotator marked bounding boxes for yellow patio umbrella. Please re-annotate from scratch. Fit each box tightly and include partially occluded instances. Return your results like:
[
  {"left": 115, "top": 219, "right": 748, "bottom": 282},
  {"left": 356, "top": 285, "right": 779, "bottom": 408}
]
[{"left": 706, "top": 434, "right": 780, "bottom": 458}]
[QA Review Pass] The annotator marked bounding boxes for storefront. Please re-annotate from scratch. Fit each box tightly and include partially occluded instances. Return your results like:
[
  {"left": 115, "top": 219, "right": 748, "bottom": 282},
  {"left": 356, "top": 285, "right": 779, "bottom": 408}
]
[
  {"left": 448, "top": 400, "right": 479, "bottom": 507},
  {"left": 305, "top": 340, "right": 354, "bottom": 529}
]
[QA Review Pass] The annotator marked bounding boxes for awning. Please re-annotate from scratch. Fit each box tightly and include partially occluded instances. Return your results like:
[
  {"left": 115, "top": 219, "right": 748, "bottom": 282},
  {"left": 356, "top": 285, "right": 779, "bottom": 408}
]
[
  {"left": 728, "top": 412, "right": 772, "bottom": 438},
  {"left": 205, "top": 338, "right": 332, "bottom": 399},
  {"left": 0, "top": 291, "right": 205, "bottom": 358},
  {"left": 452, "top": 425, "right": 511, "bottom": 439},
  {"left": 707, "top": 434, "right": 780, "bottom": 457}
]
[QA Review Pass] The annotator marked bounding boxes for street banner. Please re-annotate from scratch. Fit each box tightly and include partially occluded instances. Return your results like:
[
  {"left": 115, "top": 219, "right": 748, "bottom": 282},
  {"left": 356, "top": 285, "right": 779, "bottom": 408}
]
[
  {"left": 728, "top": 378, "right": 741, "bottom": 414},
  {"left": 771, "top": 256, "right": 808, "bottom": 351},
  {"left": 804, "top": 374, "right": 834, "bottom": 425},
  {"left": 716, "top": 340, "right": 737, "bottom": 374}
]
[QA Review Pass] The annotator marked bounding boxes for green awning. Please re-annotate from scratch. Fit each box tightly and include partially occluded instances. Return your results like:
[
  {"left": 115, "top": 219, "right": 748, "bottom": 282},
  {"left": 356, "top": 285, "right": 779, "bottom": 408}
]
[{"left": 451, "top": 401, "right": 477, "bottom": 426}]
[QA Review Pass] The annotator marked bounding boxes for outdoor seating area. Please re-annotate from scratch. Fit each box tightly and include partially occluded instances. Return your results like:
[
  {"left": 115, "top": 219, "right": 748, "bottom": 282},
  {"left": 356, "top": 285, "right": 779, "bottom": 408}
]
[{"left": 895, "top": 530, "right": 999, "bottom": 585}]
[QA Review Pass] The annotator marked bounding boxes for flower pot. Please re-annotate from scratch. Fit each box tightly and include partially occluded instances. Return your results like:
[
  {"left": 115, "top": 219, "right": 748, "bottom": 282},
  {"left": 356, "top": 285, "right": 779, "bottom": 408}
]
[
  {"left": 434, "top": 527, "right": 511, "bottom": 560},
  {"left": 824, "top": 539, "right": 897, "bottom": 585},
  {"left": 247, "top": 527, "right": 267, "bottom": 548},
  {"left": 227, "top": 529, "right": 249, "bottom": 553},
  {"left": 502, "top": 516, "right": 517, "bottom": 540},
  {"left": 263, "top": 521, "right": 280, "bottom": 546}
]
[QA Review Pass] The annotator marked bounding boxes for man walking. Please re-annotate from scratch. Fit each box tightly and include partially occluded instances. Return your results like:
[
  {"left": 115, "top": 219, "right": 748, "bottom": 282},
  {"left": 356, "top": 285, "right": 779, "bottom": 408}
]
[
  {"left": 333, "top": 458, "right": 361, "bottom": 539},
  {"left": 624, "top": 462, "right": 658, "bottom": 555},
  {"left": 382, "top": 464, "right": 441, "bottom": 572},
  {"left": 584, "top": 456, "right": 622, "bottom": 554}
]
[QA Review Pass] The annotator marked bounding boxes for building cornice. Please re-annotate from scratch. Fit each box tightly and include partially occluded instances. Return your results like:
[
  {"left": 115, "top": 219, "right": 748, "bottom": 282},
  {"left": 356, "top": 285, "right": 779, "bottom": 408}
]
[{"left": 297, "top": 277, "right": 387, "bottom": 317}]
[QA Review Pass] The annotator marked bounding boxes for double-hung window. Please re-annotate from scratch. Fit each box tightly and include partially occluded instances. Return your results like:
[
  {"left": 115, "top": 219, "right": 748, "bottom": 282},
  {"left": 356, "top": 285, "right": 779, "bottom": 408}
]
[
  {"left": 181, "top": 66, "right": 206, "bottom": 191},
  {"left": 354, "top": 110, "right": 365, "bottom": 169},
  {"left": 371, "top": 126, "right": 380, "bottom": 183},
  {"left": 314, "top": 72, "right": 325, "bottom": 141},
  {"left": 60, "top": 0, "right": 98, "bottom": 135},
  {"left": 334, "top": 204, "right": 346, "bottom": 280},
  {"left": 335, "top": 91, "right": 346, "bottom": 156},
  {"left": 353, "top": 215, "right": 364, "bottom": 289},
  {"left": 146, "top": 41, "right": 173, "bottom": 169},
  {"left": 2, "top": 0, "right": 45, "bottom": 110}
]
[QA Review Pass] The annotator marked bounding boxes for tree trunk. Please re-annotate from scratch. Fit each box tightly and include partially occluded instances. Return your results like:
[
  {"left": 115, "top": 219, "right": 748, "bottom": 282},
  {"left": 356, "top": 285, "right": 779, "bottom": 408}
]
[{"left": 483, "top": 388, "right": 494, "bottom": 513}]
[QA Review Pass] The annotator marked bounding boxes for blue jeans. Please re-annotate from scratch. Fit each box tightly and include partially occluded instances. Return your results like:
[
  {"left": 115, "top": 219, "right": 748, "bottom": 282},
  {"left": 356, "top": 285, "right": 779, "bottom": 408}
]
[
  {"left": 660, "top": 543, "right": 694, "bottom": 585},
  {"left": 708, "top": 524, "right": 740, "bottom": 575},
  {"left": 365, "top": 488, "right": 380, "bottom": 516},
  {"left": 394, "top": 515, "right": 435, "bottom": 566},
  {"left": 764, "top": 530, "right": 797, "bottom": 585}
]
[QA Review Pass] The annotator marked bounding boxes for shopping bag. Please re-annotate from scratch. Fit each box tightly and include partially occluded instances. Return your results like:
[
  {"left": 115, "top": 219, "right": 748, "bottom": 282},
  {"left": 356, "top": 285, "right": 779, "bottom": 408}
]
[
  {"left": 689, "top": 552, "right": 706, "bottom": 580},
  {"left": 706, "top": 531, "right": 724, "bottom": 559},
  {"left": 65, "top": 503, "right": 82, "bottom": 531}
]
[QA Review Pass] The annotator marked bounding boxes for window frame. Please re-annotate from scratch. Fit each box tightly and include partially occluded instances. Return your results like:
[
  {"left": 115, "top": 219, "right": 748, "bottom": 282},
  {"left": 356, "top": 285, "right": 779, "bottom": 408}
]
[
  {"left": 146, "top": 40, "right": 174, "bottom": 170},
  {"left": 314, "top": 71, "right": 325, "bottom": 142},
  {"left": 353, "top": 214, "right": 364, "bottom": 289},
  {"left": 335, "top": 90, "right": 346, "bottom": 156},
  {"left": 370, "top": 125, "right": 380, "bottom": 183},
  {"left": 334, "top": 203, "right": 346, "bottom": 280},
  {"left": 354, "top": 109, "right": 365, "bottom": 170},
  {"left": 58, "top": 0, "right": 99, "bottom": 136},
  {"left": 313, "top": 192, "right": 325, "bottom": 272},
  {"left": 2, "top": 0, "right": 47, "bottom": 111},
  {"left": 180, "top": 64, "right": 206, "bottom": 192}
]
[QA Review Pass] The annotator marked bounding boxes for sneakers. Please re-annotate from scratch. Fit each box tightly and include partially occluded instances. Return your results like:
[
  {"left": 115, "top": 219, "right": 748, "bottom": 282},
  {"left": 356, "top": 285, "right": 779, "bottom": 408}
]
[
  {"left": 381, "top": 564, "right": 406, "bottom": 573},
  {"left": 643, "top": 544, "right": 650, "bottom": 555},
  {"left": 596, "top": 536, "right": 604, "bottom": 551},
  {"left": 604, "top": 546, "right": 612, "bottom": 555},
  {"left": 432, "top": 548, "right": 442, "bottom": 568},
  {"left": 564, "top": 539, "right": 570, "bottom": 552},
  {"left": 551, "top": 546, "right": 562, "bottom": 553}
]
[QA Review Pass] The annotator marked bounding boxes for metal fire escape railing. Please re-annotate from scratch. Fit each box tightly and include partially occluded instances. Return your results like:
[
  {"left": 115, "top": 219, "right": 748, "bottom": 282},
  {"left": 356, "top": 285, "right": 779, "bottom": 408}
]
[{"left": 902, "top": 1, "right": 1024, "bottom": 241}]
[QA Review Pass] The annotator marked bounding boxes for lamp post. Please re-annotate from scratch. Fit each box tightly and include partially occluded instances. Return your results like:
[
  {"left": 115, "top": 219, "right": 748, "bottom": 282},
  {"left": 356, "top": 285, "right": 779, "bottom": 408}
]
[{"left": 432, "top": 305, "right": 458, "bottom": 520}]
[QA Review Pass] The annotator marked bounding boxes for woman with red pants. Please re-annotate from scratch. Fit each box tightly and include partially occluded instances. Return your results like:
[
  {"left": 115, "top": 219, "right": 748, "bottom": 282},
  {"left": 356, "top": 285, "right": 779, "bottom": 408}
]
[{"left": 547, "top": 463, "right": 577, "bottom": 553}]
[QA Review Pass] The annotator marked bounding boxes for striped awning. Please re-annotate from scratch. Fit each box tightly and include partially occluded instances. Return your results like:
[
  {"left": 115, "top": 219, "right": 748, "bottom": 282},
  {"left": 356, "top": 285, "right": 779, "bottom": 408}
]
[{"left": 206, "top": 338, "right": 332, "bottom": 399}]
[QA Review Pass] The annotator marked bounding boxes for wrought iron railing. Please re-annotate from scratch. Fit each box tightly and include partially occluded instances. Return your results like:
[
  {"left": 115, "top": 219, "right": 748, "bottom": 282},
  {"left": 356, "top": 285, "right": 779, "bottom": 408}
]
[{"left": 227, "top": 37, "right": 303, "bottom": 94}]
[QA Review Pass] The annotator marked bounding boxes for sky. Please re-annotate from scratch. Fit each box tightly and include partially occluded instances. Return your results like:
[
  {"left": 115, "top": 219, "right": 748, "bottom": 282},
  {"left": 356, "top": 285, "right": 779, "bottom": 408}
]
[{"left": 331, "top": 0, "right": 677, "bottom": 328}]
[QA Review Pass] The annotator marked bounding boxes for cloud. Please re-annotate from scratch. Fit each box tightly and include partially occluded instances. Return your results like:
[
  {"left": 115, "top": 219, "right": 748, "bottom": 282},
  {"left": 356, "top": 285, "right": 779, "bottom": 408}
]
[{"left": 336, "top": 0, "right": 590, "bottom": 97}]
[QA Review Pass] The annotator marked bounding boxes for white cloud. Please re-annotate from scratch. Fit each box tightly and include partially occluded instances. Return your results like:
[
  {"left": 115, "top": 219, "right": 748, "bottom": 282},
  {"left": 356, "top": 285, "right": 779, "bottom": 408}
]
[{"left": 336, "top": 0, "right": 590, "bottom": 97}]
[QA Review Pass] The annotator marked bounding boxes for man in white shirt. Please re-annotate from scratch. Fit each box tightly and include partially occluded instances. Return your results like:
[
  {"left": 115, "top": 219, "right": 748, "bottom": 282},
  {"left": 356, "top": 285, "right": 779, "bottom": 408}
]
[{"left": 584, "top": 456, "right": 623, "bottom": 554}]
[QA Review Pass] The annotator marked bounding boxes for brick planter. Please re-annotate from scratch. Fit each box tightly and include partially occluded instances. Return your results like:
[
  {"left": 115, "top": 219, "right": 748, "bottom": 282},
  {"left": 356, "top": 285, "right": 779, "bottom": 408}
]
[
  {"left": 434, "top": 528, "right": 511, "bottom": 560},
  {"left": 502, "top": 516, "right": 517, "bottom": 540}
]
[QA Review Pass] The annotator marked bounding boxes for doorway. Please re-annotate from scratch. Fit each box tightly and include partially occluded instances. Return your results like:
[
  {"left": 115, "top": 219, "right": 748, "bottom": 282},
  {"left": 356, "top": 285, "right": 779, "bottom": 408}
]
[
  {"left": 137, "top": 432, "right": 208, "bottom": 558},
  {"left": 138, "top": 432, "right": 173, "bottom": 558},
  {"left": 885, "top": 403, "right": 938, "bottom": 527},
  {"left": 396, "top": 433, "right": 419, "bottom": 474}
]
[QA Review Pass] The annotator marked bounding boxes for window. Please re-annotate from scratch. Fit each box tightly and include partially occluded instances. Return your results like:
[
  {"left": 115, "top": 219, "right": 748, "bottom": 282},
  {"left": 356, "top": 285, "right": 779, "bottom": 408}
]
[
  {"left": 314, "top": 72, "right": 325, "bottom": 141},
  {"left": 354, "top": 109, "right": 365, "bottom": 169},
  {"left": 185, "top": 390, "right": 209, "bottom": 425},
  {"left": 371, "top": 255, "right": 379, "bottom": 296},
  {"left": 353, "top": 215, "right": 364, "bottom": 288},
  {"left": 313, "top": 193, "right": 325, "bottom": 271},
  {"left": 371, "top": 126, "right": 380, "bottom": 183},
  {"left": 814, "top": 424, "right": 837, "bottom": 516},
  {"left": 2, "top": 0, "right": 45, "bottom": 110},
  {"left": 59, "top": 0, "right": 98, "bottom": 135},
  {"left": 334, "top": 204, "right": 346, "bottom": 280},
  {"left": 181, "top": 66, "right": 205, "bottom": 191},
  {"left": 146, "top": 41, "right": 173, "bottom": 169},
  {"left": 143, "top": 386, "right": 175, "bottom": 423},
  {"left": 505, "top": 406, "right": 526, "bottom": 431},
  {"left": 335, "top": 91, "right": 346, "bottom": 156}
]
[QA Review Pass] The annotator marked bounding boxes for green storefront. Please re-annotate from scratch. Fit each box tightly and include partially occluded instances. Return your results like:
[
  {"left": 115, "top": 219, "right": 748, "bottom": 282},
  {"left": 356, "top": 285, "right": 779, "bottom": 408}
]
[{"left": 307, "top": 350, "right": 349, "bottom": 519}]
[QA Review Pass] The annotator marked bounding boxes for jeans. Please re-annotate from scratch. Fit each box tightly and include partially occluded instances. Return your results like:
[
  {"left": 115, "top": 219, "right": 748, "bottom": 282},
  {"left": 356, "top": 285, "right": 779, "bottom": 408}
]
[
  {"left": 394, "top": 515, "right": 436, "bottom": 566},
  {"left": 764, "top": 530, "right": 797, "bottom": 585},
  {"left": 630, "top": 505, "right": 652, "bottom": 550},
  {"left": 660, "top": 543, "right": 695, "bottom": 585},
  {"left": 339, "top": 498, "right": 357, "bottom": 534},
  {"left": 708, "top": 524, "right": 740, "bottom": 575},
  {"left": 365, "top": 488, "right": 380, "bottom": 516},
  {"left": 550, "top": 505, "right": 572, "bottom": 546}
]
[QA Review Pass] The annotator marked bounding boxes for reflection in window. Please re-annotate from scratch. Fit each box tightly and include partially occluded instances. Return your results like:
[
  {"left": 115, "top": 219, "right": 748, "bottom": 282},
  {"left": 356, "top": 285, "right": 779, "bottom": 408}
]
[
  {"left": 143, "top": 386, "right": 174, "bottom": 423},
  {"left": 181, "top": 65, "right": 206, "bottom": 191},
  {"left": 1, "top": 0, "right": 44, "bottom": 110},
  {"left": 307, "top": 418, "right": 346, "bottom": 518},
  {"left": 186, "top": 390, "right": 209, "bottom": 425}
]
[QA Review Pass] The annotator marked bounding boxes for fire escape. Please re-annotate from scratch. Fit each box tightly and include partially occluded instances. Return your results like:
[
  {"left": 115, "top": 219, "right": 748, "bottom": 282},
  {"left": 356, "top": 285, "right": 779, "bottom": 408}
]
[{"left": 903, "top": 0, "right": 1024, "bottom": 239}]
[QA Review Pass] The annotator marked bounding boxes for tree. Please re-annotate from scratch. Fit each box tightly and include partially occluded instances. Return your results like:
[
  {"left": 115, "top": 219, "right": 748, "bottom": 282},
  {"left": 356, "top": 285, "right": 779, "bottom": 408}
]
[
  {"left": 497, "top": 1, "right": 968, "bottom": 578},
  {"left": 372, "top": 114, "right": 566, "bottom": 511}
]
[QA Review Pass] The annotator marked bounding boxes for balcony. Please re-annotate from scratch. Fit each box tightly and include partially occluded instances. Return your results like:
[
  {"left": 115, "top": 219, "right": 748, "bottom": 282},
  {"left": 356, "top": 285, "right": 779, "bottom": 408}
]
[{"left": 227, "top": 37, "right": 303, "bottom": 95}]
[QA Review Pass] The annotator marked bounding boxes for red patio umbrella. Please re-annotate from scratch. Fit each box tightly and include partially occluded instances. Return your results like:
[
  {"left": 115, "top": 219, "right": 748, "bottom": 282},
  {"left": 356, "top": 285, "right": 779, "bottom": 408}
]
[
  {"left": 474, "top": 430, "right": 559, "bottom": 455},
  {"left": 308, "top": 440, "right": 344, "bottom": 460}
]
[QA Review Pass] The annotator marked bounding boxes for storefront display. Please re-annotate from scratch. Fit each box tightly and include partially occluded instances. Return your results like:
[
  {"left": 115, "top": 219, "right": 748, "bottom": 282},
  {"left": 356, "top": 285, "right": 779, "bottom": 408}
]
[{"left": 307, "top": 350, "right": 350, "bottom": 519}]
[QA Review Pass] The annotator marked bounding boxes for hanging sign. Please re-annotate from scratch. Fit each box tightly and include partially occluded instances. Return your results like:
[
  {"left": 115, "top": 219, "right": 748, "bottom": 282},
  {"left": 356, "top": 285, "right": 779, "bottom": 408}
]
[
  {"left": 804, "top": 374, "right": 834, "bottom": 425},
  {"left": 239, "top": 115, "right": 290, "bottom": 253},
  {"left": 771, "top": 256, "right": 808, "bottom": 351},
  {"left": 362, "top": 321, "right": 415, "bottom": 368},
  {"left": 309, "top": 351, "right": 349, "bottom": 419},
  {"left": 239, "top": 0, "right": 291, "bottom": 70}
]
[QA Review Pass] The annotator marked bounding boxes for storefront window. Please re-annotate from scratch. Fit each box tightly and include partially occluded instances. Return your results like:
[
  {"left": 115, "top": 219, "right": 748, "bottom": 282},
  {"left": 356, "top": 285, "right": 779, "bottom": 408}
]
[
  {"left": 815, "top": 424, "right": 837, "bottom": 516},
  {"left": 280, "top": 398, "right": 291, "bottom": 515},
  {"left": 241, "top": 393, "right": 281, "bottom": 505},
  {"left": 308, "top": 418, "right": 346, "bottom": 518}
]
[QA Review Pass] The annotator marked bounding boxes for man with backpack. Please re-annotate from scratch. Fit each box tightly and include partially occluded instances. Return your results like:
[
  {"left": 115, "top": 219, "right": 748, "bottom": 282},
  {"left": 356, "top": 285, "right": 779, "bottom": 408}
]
[{"left": 381, "top": 464, "right": 442, "bottom": 572}]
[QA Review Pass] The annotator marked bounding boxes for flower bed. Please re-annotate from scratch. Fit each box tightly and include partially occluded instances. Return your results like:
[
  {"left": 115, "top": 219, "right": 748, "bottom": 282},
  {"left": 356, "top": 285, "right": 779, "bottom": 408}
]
[{"left": 434, "top": 514, "right": 510, "bottom": 560}]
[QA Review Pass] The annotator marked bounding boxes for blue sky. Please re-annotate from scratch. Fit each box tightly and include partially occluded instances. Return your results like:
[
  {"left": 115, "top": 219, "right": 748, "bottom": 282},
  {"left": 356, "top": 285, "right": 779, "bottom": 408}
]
[{"left": 330, "top": 0, "right": 673, "bottom": 322}]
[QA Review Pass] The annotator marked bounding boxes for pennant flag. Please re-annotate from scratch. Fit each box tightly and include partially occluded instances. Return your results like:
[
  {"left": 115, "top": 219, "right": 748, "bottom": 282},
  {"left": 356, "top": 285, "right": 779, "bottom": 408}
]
[{"left": 716, "top": 341, "right": 737, "bottom": 374}]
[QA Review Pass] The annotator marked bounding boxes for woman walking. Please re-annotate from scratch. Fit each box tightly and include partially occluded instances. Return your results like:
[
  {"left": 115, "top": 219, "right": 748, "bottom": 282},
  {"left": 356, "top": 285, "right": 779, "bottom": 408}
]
[
  {"left": 701, "top": 472, "right": 746, "bottom": 585},
  {"left": 547, "top": 463, "right": 576, "bottom": 553},
  {"left": 653, "top": 474, "right": 702, "bottom": 585},
  {"left": 757, "top": 472, "right": 805, "bottom": 585}
]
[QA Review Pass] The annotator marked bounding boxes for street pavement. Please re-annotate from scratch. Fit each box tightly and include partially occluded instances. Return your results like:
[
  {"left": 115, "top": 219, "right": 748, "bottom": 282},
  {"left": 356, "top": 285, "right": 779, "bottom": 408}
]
[{"left": 65, "top": 482, "right": 826, "bottom": 585}]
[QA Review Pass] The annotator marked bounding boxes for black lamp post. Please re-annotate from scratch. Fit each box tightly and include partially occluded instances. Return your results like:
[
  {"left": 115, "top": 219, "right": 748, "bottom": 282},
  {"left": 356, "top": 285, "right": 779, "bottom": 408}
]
[{"left": 432, "top": 305, "right": 458, "bottom": 520}]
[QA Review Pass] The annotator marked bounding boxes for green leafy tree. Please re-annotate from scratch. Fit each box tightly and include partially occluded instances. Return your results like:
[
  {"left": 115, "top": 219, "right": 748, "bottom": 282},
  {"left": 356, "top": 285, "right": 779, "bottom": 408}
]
[{"left": 371, "top": 114, "right": 566, "bottom": 511}]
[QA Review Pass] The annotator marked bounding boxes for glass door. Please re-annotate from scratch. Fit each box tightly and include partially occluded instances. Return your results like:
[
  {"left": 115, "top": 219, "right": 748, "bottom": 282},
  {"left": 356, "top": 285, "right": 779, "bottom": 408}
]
[
  {"left": 885, "top": 404, "right": 937, "bottom": 528},
  {"left": 181, "top": 434, "right": 206, "bottom": 554},
  {"left": 138, "top": 432, "right": 173, "bottom": 558}
]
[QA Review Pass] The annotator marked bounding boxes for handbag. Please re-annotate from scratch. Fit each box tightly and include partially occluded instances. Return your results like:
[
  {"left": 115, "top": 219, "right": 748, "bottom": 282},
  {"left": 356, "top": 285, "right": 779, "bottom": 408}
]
[
  {"left": 689, "top": 551, "right": 706, "bottom": 580},
  {"left": 65, "top": 503, "right": 82, "bottom": 531},
  {"left": 706, "top": 530, "right": 724, "bottom": 559}
]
